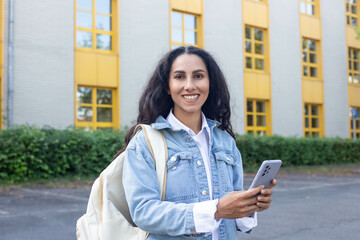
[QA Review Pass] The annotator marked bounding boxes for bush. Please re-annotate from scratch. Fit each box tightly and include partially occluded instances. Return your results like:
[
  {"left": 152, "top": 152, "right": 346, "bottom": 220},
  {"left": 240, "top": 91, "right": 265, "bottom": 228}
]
[{"left": 0, "top": 126, "right": 359, "bottom": 182}]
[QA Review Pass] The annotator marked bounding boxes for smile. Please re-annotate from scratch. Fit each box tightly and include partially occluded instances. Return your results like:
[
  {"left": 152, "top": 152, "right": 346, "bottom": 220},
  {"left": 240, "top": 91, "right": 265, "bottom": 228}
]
[{"left": 183, "top": 95, "right": 199, "bottom": 100}]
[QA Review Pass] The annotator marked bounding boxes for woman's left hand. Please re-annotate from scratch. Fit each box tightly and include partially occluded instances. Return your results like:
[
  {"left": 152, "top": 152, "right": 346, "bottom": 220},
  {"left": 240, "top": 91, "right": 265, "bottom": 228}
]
[{"left": 255, "top": 179, "right": 277, "bottom": 212}]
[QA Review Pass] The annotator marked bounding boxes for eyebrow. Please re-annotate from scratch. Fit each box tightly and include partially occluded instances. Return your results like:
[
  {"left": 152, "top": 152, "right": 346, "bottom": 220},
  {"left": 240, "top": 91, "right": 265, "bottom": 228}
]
[{"left": 173, "top": 69, "right": 206, "bottom": 74}]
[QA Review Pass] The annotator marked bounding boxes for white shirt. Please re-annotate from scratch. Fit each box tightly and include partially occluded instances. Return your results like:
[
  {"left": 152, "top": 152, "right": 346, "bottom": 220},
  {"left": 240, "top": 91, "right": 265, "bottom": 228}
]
[{"left": 166, "top": 111, "right": 257, "bottom": 239}]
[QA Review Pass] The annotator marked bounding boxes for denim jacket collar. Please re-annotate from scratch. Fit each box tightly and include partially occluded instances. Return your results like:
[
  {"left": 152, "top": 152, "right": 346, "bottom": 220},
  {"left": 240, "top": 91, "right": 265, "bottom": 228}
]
[{"left": 151, "top": 115, "right": 220, "bottom": 132}]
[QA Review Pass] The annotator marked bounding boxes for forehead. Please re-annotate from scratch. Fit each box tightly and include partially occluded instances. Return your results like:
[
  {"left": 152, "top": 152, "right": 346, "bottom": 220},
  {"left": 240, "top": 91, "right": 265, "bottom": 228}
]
[{"left": 171, "top": 54, "right": 207, "bottom": 72}]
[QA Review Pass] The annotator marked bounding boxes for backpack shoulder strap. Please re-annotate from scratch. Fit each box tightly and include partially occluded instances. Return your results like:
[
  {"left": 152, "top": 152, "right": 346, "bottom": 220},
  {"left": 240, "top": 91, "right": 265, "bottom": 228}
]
[{"left": 133, "top": 124, "right": 168, "bottom": 201}]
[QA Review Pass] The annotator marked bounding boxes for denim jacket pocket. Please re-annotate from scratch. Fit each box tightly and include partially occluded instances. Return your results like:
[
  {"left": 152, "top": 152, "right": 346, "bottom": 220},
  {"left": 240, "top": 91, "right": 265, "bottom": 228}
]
[
  {"left": 214, "top": 151, "right": 235, "bottom": 192},
  {"left": 165, "top": 152, "right": 197, "bottom": 202}
]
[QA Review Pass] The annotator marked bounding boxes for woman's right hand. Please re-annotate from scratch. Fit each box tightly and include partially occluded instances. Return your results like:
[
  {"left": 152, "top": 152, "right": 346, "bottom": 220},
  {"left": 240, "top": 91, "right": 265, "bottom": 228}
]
[{"left": 214, "top": 185, "right": 264, "bottom": 219}]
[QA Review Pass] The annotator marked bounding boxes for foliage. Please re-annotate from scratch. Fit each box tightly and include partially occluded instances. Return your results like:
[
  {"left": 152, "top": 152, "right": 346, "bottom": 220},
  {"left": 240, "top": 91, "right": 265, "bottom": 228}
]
[{"left": 0, "top": 126, "right": 359, "bottom": 182}]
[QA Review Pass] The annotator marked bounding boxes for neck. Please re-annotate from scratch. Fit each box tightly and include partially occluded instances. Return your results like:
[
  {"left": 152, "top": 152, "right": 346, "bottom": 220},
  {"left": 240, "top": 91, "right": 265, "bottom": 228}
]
[{"left": 173, "top": 110, "right": 202, "bottom": 134}]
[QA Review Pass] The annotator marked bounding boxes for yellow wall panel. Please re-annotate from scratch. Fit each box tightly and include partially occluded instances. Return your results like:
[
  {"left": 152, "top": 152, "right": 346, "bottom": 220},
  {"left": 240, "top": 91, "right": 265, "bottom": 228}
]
[
  {"left": 346, "top": 26, "right": 360, "bottom": 49},
  {"left": 98, "top": 54, "right": 118, "bottom": 87},
  {"left": 348, "top": 85, "right": 360, "bottom": 107},
  {"left": 243, "top": 0, "right": 268, "bottom": 29},
  {"left": 171, "top": 0, "right": 202, "bottom": 14},
  {"left": 76, "top": 51, "right": 97, "bottom": 86},
  {"left": 300, "top": 15, "right": 321, "bottom": 40},
  {"left": 244, "top": 72, "right": 271, "bottom": 99},
  {"left": 302, "top": 80, "right": 323, "bottom": 104}
]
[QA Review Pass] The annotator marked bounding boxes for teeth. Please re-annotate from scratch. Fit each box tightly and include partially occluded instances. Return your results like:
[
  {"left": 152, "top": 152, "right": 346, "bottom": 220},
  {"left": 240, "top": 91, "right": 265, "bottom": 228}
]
[{"left": 183, "top": 95, "right": 198, "bottom": 100}]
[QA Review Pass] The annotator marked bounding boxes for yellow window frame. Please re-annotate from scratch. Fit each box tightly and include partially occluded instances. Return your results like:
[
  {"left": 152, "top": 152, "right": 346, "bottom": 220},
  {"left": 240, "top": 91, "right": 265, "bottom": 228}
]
[
  {"left": 304, "top": 103, "right": 322, "bottom": 137},
  {"left": 348, "top": 48, "right": 360, "bottom": 85},
  {"left": 300, "top": 0, "right": 319, "bottom": 16},
  {"left": 170, "top": 10, "right": 201, "bottom": 49},
  {"left": 76, "top": 86, "right": 116, "bottom": 130},
  {"left": 75, "top": 0, "right": 115, "bottom": 53},
  {"left": 244, "top": 26, "right": 267, "bottom": 73},
  {"left": 345, "top": 0, "right": 360, "bottom": 27},
  {"left": 302, "top": 38, "right": 320, "bottom": 80},
  {"left": 350, "top": 106, "right": 360, "bottom": 138},
  {"left": 245, "top": 99, "right": 269, "bottom": 136}
]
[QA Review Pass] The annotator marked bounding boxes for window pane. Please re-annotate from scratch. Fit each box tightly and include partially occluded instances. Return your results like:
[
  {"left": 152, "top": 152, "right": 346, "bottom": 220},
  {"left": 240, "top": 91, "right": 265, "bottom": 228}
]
[
  {"left": 171, "top": 11, "right": 182, "bottom": 27},
  {"left": 305, "top": 117, "right": 309, "bottom": 128},
  {"left": 256, "top": 116, "right": 266, "bottom": 127},
  {"left": 255, "top": 43, "right": 264, "bottom": 55},
  {"left": 304, "top": 104, "right": 309, "bottom": 115},
  {"left": 309, "top": 53, "right": 317, "bottom": 63},
  {"left": 77, "top": 31, "right": 92, "bottom": 48},
  {"left": 256, "top": 101, "right": 266, "bottom": 113},
  {"left": 96, "top": 0, "right": 111, "bottom": 14},
  {"left": 96, "top": 34, "right": 111, "bottom": 50},
  {"left": 312, "top": 132, "right": 319, "bottom": 137},
  {"left": 307, "top": 3, "right": 315, "bottom": 15},
  {"left": 352, "top": 17, "right": 358, "bottom": 26},
  {"left": 97, "top": 107, "right": 112, "bottom": 122},
  {"left": 77, "top": 0, "right": 92, "bottom": 10},
  {"left": 171, "top": 44, "right": 181, "bottom": 50},
  {"left": 305, "top": 131, "right": 310, "bottom": 137},
  {"left": 300, "top": 2, "right": 306, "bottom": 14},
  {"left": 302, "top": 39, "right": 307, "bottom": 50},
  {"left": 352, "top": 5, "right": 357, "bottom": 14},
  {"left": 311, "top": 118, "right": 319, "bottom": 128},
  {"left": 302, "top": 52, "right": 307, "bottom": 62},
  {"left": 254, "top": 29, "right": 263, "bottom": 41},
  {"left": 255, "top": 58, "right": 264, "bottom": 70},
  {"left": 247, "top": 115, "right": 254, "bottom": 126},
  {"left": 245, "top": 27, "right": 251, "bottom": 39},
  {"left": 77, "top": 87, "right": 92, "bottom": 103},
  {"left": 184, "top": 30, "right": 197, "bottom": 45},
  {"left": 354, "top": 74, "right": 360, "bottom": 83},
  {"left": 77, "top": 106, "right": 93, "bottom": 122},
  {"left": 349, "top": 60, "right": 352, "bottom": 70},
  {"left": 77, "top": 11, "right": 92, "bottom": 28},
  {"left": 184, "top": 14, "right": 196, "bottom": 29},
  {"left": 356, "top": 120, "right": 360, "bottom": 129},
  {"left": 349, "top": 73, "right": 353, "bottom": 83},
  {"left": 311, "top": 105, "right": 319, "bottom": 115},
  {"left": 303, "top": 66, "right": 308, "bottom": 76},
  {"left": 97, "top": 89, "right": 112, "bottom": 104},
  {"left": 309, "top": 40, "right": 316, "bottom": 51},
  {"left": 246, "top": 57, "right": 252, "bottom": 69},
  {"left": 347, "top": 16, "right": 350, "bottom": 25},
  {"left": 96, "top": 15, "right": 111, "bottom": 31},
  {"left": 245, "top": 41, "right": 252, "bottom": 53},
  {"left": 247, "top": 100, "right": 253, "bottom": 112},
  {"left": 354, "top": 62, "right": 359, "bottom": 71},
  {"left": 310, "top": 67, "right": 317, "bottom": 77},
  {"left": 171, "top": 28, "right": 182, "bottom": 43},
  {"left": 257, "top": 131, "right": 266, "bottom": 136},
  {"left": 353, "top": 50, "right": 359, "bottom": 60}
]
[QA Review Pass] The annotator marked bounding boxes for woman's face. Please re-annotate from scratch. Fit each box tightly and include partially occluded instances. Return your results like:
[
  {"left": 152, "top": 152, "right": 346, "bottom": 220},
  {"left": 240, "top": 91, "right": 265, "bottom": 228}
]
[{"left": 168, "top": 54, "right": 209, "bottom": 120}]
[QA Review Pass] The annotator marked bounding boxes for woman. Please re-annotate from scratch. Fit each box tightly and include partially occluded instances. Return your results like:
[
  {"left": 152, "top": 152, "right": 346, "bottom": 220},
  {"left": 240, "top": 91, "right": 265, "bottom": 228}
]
[{"left": 122, "top": 46, "right": 276, "bottom": 239}]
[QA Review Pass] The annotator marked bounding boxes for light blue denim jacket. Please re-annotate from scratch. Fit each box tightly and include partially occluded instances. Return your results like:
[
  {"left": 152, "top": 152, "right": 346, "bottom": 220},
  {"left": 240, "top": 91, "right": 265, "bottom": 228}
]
[{"left": 123, "top": 116, "right": 245, "bottom": 240}]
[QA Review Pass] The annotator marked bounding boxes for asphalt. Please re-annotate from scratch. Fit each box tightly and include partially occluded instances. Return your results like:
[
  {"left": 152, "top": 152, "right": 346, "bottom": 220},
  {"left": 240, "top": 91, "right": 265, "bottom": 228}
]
[{"left": 1, "top": 174, "right": 360, "bottom": 240}]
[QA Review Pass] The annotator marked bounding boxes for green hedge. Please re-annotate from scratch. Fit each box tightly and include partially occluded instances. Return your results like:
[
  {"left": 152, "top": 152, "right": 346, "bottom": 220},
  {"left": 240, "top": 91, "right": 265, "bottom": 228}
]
[{"left": 0, "top": 126, "right": 359, "bottom": 182}]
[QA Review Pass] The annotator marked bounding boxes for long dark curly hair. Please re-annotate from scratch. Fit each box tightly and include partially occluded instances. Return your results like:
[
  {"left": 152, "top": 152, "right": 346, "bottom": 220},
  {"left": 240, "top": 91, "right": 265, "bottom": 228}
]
[{"left": 115, "top": 46, "right": 234, "bottom": 157}]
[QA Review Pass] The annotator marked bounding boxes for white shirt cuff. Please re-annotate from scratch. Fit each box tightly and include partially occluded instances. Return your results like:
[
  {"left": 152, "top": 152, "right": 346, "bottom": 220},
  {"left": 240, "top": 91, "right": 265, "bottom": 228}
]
[
  {"left": 236, "top": 212, "right": 258, "bottom": 232},
  {"left": 193, "top": 199, "right": 221, "bottom": 233}
]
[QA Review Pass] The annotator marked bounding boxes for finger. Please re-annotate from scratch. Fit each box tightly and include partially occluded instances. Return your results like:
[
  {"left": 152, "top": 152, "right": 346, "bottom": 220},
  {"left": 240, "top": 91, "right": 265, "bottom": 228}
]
[
  {"left": 256, "top": 201, "right": 270, "bottom": 209},
  {"left": 260, "top": 188, "right": 273, "bottom": 196},
  {"left": 269, "top": 179, "right": 277, "bottom": 189},
  {"left": 237, "top": 196, "right": 258, "bottom": 207},
  {"left": 257, "top": 196, "right": 272, "bottom": 203},
  {"left": 243, "top": 185, "right": 264, "bottom": 198}
]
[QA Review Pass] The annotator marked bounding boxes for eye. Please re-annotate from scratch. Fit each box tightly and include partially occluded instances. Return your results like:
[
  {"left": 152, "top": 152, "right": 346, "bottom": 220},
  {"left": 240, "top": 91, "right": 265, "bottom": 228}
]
[
  {"left": 194, "top": 74, "right": 204, "bottom": 79},
  {"left": 174, "top": 74, "right": 184, "bottom": 80}
]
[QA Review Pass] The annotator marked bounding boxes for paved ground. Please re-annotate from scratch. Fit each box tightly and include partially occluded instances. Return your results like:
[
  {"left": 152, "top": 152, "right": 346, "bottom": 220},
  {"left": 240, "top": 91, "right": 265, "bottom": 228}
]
[{"left": 1, "top": 174, "right": 360, "bottom": 240}]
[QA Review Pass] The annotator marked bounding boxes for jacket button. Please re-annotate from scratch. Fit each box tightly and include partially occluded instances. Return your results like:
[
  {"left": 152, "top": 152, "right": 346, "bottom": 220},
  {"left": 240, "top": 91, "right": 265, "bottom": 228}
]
[
  {"left": 197, "top": 161, "right": 202, "bottom": 166},
  {"left": 172, "top": 166, "right": 177, "bottom": 170},
  {"left": 170, "top": 156, "right": 176, "bottom": 162},
  {"left": 202, "top": 190, "right": 207, "bottom": 196},
  {"left": 185, "top": 136, "right": 191, "bottom": 142},
  {"left": 214, "top": 188, "right": 218, "bottom": 192}
]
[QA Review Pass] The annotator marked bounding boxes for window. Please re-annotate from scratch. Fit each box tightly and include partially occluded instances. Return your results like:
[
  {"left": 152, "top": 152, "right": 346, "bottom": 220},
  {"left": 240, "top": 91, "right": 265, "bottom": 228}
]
[
  {"left": 246, "top": 100, "right": 268, "bottom": 135},
  {"left": 76, "top": 0, "right": 114, "bottom": 51},
  {"left": 302, "top": 38, "right": 320, "bottom": 80},
  {"left": 171, "top": 11, "right": 200, "bottom": 49},
  {"left": 300, "top": 0, "right": 317, "bottom": 16},
  {"left": 76, "top": 86, "right": 115, "bottom": 130},
  {"left": 350, "top": 107, "right": 360, "bottom": 138},
  {"left": 304, "top": 104, "right": 322, "bottom": 137},
  {"left": 348, "top": 48, "right": 360, "bottom": 84},
  {"left": 244, "top": 26, "right": 266, "bottom": 72},
  {"left": 346, "top": 0, "right": 359, "bottom": 26}
]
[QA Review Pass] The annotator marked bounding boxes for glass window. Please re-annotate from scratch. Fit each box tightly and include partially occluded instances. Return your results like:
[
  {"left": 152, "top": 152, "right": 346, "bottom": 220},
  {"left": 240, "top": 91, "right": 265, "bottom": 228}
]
[
  {"left": 246, "top": 100, "right": 269, "bottom": 135},
  {"left": 304, "top": 103, "right": 322, "bottom": 137},
  {"left": 348, "top": 48, "right": 360, "bottom": 85},
  {"left": 346, "top": 0, "right": 360, "bottom": 26},
  {"left": 171, "top": 11, "right": 200, "bottom": 48},
  {"left": 76, "top": 86, "right": 115, "bottom": 130},
  {"left": 300, "top": 0, "right": 317, "bottom": 16},
  {"left": 350, "top": 107, "right": 360, "bottom": 138},
  {"left": 244, "top": 26, "right": 266, "bottom": 72},
  {"left": 302, "top": 38, "right": 320, "bottom": 80},
  {"left": 76, "top": 0, "right": 114, "bottom": 51}
]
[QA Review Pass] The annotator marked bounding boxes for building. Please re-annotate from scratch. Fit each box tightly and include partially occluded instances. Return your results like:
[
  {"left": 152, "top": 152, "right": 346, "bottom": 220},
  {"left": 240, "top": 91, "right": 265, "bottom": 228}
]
[{"left": 0, "top": 0, "right": 359, "bottom": 138}]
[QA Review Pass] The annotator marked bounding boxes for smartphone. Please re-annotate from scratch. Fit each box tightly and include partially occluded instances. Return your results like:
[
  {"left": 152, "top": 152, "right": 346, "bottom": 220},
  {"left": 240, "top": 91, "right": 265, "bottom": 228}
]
[{"left": 248, "top": 160, "right": 282, "bottom": 190}]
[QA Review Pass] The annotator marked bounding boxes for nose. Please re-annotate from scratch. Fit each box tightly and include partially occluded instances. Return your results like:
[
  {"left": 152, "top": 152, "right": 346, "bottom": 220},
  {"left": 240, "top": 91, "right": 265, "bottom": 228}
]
[{"left": 184, "top": 77, "right": 195, "bottom": 91}]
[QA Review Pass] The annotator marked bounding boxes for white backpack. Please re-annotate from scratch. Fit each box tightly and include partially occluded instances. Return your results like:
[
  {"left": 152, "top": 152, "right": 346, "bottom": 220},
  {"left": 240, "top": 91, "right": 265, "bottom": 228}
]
[{"left": 76, "top": 124, "right": 168, "bottom": 240}]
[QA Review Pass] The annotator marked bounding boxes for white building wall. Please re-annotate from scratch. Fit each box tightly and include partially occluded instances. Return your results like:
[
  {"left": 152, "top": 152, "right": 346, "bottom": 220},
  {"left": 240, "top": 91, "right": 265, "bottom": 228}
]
[
  {"left": 10, "top": 0, "right": 74, "bottom": 128},
  {"left": 321, "top": 0, "right": 349, "bottom": 138},
  {"left": 119, "top": 0, "right": 169, "bottom": 128},
  {"left": 204, "top": 0, "right": 244, "bottom": 134},
  {"left": 269, "top": 0, "right": 303, "bottom": 137}
]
